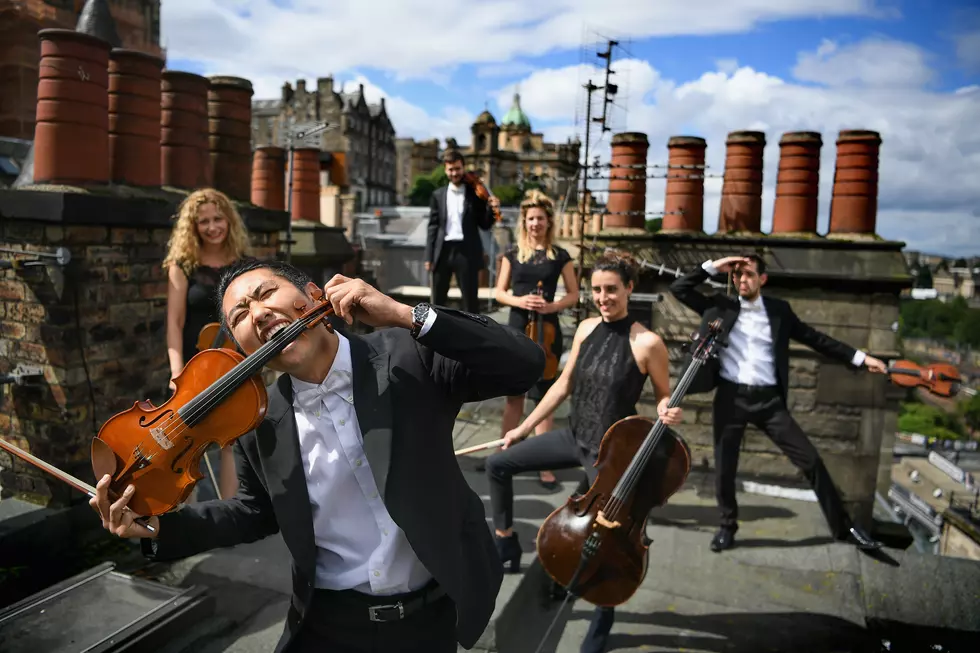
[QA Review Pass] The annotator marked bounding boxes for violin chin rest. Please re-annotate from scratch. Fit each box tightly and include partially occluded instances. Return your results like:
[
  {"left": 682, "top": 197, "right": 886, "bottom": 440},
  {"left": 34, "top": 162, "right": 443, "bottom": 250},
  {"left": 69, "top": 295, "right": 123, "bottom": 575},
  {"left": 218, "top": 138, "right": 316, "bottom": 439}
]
[{"left": 91, "top": 437, "right": 119, "bottom": 481}]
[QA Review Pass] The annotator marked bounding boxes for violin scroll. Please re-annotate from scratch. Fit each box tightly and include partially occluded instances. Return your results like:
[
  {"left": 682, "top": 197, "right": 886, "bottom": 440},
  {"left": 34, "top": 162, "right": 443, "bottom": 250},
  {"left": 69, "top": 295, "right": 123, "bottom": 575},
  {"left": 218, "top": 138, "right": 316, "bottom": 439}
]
[{"left": 293, "top": 287, "right": 336, "bottom": 332}]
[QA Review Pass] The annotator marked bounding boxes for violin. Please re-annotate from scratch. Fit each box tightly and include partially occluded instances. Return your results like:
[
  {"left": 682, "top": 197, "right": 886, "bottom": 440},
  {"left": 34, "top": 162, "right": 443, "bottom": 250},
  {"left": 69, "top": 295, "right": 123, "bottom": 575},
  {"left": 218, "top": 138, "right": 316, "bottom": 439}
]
[
  {"left": 463, "top": 171, "right": 502, "bottom": 223},
  {"left": 535, "top": 319, "right": 724, "bottom": 608},
  {"left": 525, "top": 281, "right": 559, "bottom": 381},
  {"left": 885, "top": 359, "right": 964, "bottom": 398},
  {"left": 196, "top": 321, "right": 234, "bottom": 352},
  {"left": 3, "top": 289, "right": 336, "bottom": 523}
]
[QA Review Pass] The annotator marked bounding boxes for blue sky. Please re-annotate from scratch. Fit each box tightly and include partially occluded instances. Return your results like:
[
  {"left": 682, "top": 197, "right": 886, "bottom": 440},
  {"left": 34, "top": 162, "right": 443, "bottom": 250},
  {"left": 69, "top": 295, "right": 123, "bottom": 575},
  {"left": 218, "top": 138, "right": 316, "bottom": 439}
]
[{"left": 162, "top": 0, "right": 980, "bottom": 256}]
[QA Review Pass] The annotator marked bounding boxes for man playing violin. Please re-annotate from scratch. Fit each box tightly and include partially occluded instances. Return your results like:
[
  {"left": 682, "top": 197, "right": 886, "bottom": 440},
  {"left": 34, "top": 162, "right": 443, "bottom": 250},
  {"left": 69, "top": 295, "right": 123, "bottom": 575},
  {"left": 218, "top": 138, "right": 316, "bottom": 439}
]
[
  {"left": 670, "top": 254, "right": 888, "bottom": 553},
  {"left": 425, "top": 148, "right": 500, "bottom": 313},
  {"left": 90, "top": 259, "right": 545, "bottom": 653}
]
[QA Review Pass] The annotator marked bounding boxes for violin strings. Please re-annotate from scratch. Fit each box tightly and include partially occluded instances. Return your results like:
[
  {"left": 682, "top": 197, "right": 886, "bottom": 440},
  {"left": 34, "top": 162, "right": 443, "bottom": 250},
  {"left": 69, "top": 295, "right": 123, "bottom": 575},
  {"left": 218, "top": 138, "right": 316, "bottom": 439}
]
[
  {"left": 599, "top": 347, "right": 705, "bottom": 523},
  {"left": 128, "top": 309, "right": 328, "bottom": 467}
]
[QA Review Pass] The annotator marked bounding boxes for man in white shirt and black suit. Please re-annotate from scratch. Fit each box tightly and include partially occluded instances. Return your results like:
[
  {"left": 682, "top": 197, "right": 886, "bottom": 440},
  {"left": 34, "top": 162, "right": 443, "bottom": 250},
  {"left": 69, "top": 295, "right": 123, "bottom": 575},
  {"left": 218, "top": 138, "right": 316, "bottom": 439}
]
[
  {"left": 90, "top": 259, "right": 545, "bottom": 653},
  {"left": 425, "top": 149, "right": 499, "bottom": 313},
  {"left": 669, "top": 254, "right": 887, "bottom": 553}
]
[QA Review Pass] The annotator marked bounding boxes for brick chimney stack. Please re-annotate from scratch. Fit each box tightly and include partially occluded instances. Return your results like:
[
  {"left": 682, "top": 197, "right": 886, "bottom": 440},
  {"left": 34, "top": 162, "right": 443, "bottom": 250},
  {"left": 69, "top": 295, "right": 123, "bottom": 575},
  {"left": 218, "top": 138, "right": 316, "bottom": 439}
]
[
  {"left": 604, "top": 132, "right": 649, "bottom": 230},
  {"left": 717, "top": 131, "right": 765, "bottom": 233},
  {"left": 772, "top": 132, "right": 823, "bottom": 234},
  {"left": 828, "top": 130, "right": 882, "bottom": 236},
  {"left": 207, "top": 76, "right": 254, "bottom": 201},
  {"left": 251, "top": 146, "right": 287, "bottom": 211},
  {"left": 290, "top": 147, "right": 321, "bottom": 222},
  {"left": 108, "top": 49, "right": 164, "bottom": 186},
  {"left": 662, "top": 136, "right": 706, "bottom": 232},
  {"left": 161, "top": 71, "right": 211, "bottom": 189}
]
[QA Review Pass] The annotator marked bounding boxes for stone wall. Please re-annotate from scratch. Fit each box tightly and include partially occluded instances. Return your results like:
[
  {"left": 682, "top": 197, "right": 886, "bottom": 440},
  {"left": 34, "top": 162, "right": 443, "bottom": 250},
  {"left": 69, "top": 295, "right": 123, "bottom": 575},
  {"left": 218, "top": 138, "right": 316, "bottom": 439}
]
[
  {"left": 0, "top": 189, "right": 286, "bottom": 505},
  {"left": 570, "top": 233, "right": 911, "bottom": 528}
]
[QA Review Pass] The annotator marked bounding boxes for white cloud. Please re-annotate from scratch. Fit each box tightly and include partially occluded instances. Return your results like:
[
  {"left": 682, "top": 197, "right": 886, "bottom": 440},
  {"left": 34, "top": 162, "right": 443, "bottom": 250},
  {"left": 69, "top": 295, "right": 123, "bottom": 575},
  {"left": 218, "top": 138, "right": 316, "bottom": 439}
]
[
  {"left": 792, "top": 37, "right": 935, "bottom": 87},
  {"left": 955, "top": 29, "right": 980, "bottom": 72},
  {"left": 160, "top": 0, "right": 884, "bottom": 82},
  {"left": 484, "top": 45, "right": 979, "bottom": 255}
]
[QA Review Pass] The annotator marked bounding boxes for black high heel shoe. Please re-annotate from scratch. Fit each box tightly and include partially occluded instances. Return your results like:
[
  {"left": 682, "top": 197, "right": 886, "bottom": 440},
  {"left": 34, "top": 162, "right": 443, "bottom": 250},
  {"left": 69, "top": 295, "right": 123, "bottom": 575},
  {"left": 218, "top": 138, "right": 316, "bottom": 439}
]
[{"left": 495, "top": 534, "right": 523, "bottom": 573}]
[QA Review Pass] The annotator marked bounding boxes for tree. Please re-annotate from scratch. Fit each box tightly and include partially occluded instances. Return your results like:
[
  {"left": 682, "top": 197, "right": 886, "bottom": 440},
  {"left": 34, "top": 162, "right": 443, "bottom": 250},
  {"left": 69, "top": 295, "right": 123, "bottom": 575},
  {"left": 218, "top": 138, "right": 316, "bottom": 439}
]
[
  {"left": 408, "top": 166, "right": 449, "bottom": 206},
  {"left": 959, "top": 394, "right": 980, "bottom": 433},
  {"left": 897, "top": 400, "right": 966, "bottom": 440},
  {"left": 491, "top": 184, "right": 523, "bottom": 206},
  {"left": 645, "top": 217, "right": 662, "bottom": 233}
]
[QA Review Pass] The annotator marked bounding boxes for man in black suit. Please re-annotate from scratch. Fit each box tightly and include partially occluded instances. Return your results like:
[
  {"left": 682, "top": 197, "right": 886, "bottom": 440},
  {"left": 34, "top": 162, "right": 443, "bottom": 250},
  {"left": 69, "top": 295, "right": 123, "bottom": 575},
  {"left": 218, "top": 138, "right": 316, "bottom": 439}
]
[
  {"left": 425, "top": 149, "right": 499, "bottom": 313},
  {"left": 669, "top": 254, "right": 887, "bottom": 553},
  {"left": 91, "top": 259, "right": 544, "bottom": 653}
]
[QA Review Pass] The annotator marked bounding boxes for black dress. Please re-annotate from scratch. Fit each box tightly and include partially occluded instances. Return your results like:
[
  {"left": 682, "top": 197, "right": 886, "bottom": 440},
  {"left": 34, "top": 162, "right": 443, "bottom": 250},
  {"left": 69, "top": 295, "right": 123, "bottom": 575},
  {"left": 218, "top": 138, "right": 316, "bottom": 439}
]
[
  {"left": 180, "top": 263, "right": 234, "bottom": 366},
  {"left": 504, "top": 245, "right": 572, "bottom": 401}
]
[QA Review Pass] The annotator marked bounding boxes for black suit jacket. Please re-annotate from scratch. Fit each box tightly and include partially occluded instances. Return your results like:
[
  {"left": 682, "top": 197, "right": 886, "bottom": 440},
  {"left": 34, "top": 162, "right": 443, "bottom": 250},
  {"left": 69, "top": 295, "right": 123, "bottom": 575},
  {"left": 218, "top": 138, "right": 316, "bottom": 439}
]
[
  {"left": 141, "top": 308, "right": 545, "bottom": 652},
  {"left": 668, "top": 264, "right": 860, "bottom": 400},
  {"left": 425, "top": 184, "right": 495, "bottom": 268}
]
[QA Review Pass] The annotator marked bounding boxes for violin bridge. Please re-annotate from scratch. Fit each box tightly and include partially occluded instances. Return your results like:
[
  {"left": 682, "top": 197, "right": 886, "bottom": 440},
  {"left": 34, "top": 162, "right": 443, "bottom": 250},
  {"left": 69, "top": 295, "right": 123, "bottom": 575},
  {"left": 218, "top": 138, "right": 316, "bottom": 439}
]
[{"left": 150, "top": 426, "right": 174, "bottom": 450}]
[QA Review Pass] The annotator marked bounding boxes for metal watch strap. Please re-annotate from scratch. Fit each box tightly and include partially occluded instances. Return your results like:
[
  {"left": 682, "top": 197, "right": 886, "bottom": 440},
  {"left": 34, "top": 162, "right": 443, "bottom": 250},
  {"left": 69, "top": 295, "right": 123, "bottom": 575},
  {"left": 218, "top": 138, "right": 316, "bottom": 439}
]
[{"left": 410, "top": 303, "right": 430, "bottom": 338}]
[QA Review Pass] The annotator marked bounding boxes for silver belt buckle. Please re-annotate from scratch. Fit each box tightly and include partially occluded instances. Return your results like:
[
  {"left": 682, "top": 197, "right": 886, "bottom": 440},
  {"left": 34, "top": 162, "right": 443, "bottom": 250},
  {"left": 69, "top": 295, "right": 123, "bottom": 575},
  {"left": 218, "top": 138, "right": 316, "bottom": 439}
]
[{"left": 368, "top": 602, "right": 405, "bottom": 622}]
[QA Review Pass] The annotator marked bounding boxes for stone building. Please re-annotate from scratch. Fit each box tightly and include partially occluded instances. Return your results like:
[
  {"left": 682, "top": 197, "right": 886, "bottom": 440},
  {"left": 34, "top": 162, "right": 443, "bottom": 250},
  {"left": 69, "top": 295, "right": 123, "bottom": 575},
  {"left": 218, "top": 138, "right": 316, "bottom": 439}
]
[
  {"left": 395, "top": 92, "right": 581, "bottom": 206},
  {"left": 0, "top": 0, "right": 163, "bottom": 140},
  {"left": 251, "top": 77, "right": 397, "bottom": 212},
  {"left": 394, "top": 137, "right": 440, "bottom": 204}
]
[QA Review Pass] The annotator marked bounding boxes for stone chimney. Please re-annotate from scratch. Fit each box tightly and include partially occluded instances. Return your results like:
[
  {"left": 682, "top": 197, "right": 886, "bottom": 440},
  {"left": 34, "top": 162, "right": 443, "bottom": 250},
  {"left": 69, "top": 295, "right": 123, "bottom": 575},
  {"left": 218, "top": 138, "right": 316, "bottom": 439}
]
[
  {"left": 828, "top": 130, "right": 882, "bottom": 237},
  {"left": 771, "top": 132, "right": 823, "bottom": 234},
  {"left": 603, "top": 132, "right": 649, "bottom": 230},
  {"left": 161, "top": 71, "right": 211, "bottom": 189},
  {"left": 108, "top": 49, "right": 164, "bottom": 186},
  {"left": 207, "top": 76, "right": 254, "bottom": 201},
  {"left": 251, "top": 146, "right": 287, "bottom": 210},
  {"left": 291, "top": 147, "right": 321, "bottom": 221},
  {"left": 662, "top": 136, "right": 706, "bottom": 232},
  {"left": 717, "top": 131, "right": 765, "bottom": 233},
  {"left": 32, "top": 29, "right": 112, "bottom": 185}
]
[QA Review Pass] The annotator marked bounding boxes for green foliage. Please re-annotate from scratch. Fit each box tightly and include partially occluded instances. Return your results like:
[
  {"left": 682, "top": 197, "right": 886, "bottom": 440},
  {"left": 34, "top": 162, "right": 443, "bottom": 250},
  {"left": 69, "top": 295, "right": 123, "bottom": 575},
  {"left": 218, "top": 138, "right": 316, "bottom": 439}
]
[
  {"left": 645, "top": 217, "right": 663, "bottom": 233},
  {"left": 899, "top": 296, "right": 980, "bottom": 348},
  {"left": 491, "top": 184, "right": 523, "bottom": 206},
  {"left": 959, "top": 394, "right": 980, "bottom": 432},
  {"left": 408, "top": 166, "right": 449, "bottom": 206},
  {"left": 897, "top": 399, "right": 966, "bottom": 440}
]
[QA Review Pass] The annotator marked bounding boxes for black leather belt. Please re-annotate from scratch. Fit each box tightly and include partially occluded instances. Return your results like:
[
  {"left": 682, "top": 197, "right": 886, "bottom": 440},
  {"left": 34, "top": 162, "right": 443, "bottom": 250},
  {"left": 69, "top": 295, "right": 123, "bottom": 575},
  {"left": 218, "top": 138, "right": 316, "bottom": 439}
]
[{"left": 311, "top": 582, "right": 447, "bottom": 624}]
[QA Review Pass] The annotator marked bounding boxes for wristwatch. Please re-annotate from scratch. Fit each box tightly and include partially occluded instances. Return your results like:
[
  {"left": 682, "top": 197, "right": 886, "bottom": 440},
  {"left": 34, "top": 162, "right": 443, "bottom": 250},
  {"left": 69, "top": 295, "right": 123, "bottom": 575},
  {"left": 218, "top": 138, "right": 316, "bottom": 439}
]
[{"left": 410, "top": 303, "right": 431, "bottom": 339}]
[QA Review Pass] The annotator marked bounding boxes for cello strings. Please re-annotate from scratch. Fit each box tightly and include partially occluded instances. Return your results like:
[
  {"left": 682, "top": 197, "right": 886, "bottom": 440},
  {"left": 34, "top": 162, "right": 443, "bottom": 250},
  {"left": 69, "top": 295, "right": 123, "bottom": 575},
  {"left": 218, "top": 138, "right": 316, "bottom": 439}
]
[{"left": 598, "top": 337, "right": 711, "bottom": 522}]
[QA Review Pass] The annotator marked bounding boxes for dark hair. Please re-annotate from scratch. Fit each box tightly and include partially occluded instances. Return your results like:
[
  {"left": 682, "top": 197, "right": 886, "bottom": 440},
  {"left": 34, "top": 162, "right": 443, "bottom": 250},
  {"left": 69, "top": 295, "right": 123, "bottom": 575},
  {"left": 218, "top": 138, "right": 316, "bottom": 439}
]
[
  {"left": 442, "top": 148, "right": 464, "bottom": 165},
  {"left": 738, "top": 252, "right": 767, "bottom": 275},
  {"left": 592, "top": 248, "right": 638, "bottom": 287},
  {"left": 214, "top": 257, "right": 313, "bottom": 326}
]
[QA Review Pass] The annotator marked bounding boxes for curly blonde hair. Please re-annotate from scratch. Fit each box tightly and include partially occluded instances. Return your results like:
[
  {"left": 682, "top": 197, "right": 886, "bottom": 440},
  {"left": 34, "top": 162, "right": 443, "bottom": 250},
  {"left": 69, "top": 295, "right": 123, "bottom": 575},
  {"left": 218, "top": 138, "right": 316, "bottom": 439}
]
[
  {"left": 516, "top": 188, "right": 557, "bottom": 263},
  {"left": 162, "top": 188, "right": 250, "bottom": 277}
]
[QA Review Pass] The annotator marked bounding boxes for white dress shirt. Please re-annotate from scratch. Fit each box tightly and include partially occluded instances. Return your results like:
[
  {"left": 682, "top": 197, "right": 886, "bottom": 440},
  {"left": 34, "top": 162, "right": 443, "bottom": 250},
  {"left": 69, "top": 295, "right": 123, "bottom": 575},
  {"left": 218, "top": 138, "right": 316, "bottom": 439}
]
[
  {"left": 444, "top": 183, "right": 465, "bottom": 242},
  {"left": 701, "top": 260, "right": 865, "bottom": 386},
  {"left": 289, "top": 312, "right": 437, "bottom": 596}
]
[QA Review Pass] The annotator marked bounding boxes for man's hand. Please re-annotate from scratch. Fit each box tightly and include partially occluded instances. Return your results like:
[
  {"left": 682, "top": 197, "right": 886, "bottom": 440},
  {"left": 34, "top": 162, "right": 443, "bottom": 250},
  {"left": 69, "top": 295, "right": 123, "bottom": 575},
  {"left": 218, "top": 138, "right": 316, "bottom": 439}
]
[
  {"left": 710, "top": 256, "right": 752, "bottom": 274},
  {"left": 488, "top": 195, "right": 501, "bottom": 213},
  {"left": 89, "top": 474, "right": 159, "bottom": 539},
  {"left": 424, "top": 261, "right": 432, "bottom": 272},
  {"left": 657, "top": 397, "right": 683, "bottom": 425},
  {"left": 323, "top": 274, "right": 413, "bottom": 329},
  {"left": 864, "top": 355, "right": 887, "bottom": 374}
]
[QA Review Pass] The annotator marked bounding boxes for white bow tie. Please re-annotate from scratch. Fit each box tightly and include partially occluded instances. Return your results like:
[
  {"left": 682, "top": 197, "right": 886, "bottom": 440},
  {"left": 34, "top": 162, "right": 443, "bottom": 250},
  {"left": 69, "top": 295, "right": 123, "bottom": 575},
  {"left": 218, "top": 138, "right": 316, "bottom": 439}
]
[{"left": 294, "top": 370, "right": 354, "bottom": 413}]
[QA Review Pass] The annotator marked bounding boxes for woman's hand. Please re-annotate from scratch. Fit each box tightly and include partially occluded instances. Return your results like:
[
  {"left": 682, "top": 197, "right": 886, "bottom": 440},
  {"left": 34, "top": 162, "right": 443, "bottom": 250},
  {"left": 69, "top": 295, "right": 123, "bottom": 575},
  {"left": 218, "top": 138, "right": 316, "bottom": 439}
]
[
  {"left": 501, "top": 427, "right": 530, "bottom": 450},
  {"left": 657, "top": 397, "right": 683, "bottom": 425},
  {"left": 520, "top": 295, "right": 546, "bottom": 311}
]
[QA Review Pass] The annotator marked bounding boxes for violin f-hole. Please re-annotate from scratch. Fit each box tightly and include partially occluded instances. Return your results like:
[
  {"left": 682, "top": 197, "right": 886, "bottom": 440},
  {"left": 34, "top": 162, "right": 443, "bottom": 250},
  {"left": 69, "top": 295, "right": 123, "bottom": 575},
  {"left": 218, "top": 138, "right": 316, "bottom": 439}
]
[
  {"left": 169, "top": 436, "right": 195, "bottom": 474},
  {"left": 139, "top": 410, "right": 173, "bottom": 428}
]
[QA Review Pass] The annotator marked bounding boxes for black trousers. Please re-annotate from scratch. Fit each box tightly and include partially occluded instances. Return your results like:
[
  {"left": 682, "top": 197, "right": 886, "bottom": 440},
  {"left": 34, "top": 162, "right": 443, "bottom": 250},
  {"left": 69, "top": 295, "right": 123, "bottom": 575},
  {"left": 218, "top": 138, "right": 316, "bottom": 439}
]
[
  {"left": 485, "top": 427, "right": 614, "bottom": 653},
  {"left": 293, "top": 581, "right": 457, "bottom": 653},
  {"left": 712, "top": 380, "right": 852, "bottom": 539},
  {"left": 431, "top": 241, "right": 481, "bottom": 313}
]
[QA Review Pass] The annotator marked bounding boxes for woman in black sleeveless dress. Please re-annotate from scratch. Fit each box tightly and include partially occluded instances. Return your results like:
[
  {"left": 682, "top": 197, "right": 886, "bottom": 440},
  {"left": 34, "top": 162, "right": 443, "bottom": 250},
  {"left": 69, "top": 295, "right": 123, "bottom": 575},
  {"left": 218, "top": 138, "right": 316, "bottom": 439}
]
[
  {"left": 493, "top": 190, "right": 579, "bottom": 489},
  {"left": 163, "top": 188, "right": 251, "bottom": 502},
  {"left": 485, "top": 250, "right": 683, "bottom": 653}
]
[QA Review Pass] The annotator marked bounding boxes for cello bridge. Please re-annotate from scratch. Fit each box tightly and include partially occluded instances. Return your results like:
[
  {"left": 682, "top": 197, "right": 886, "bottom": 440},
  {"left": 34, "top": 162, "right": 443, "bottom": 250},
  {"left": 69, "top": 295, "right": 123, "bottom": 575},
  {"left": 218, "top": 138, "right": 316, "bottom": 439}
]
[
  {"left": 595, "top": 510, "right": 622, "bottom": 530},
  {"left": 151, "top": 427, "right": 174, "bottom": 450}
]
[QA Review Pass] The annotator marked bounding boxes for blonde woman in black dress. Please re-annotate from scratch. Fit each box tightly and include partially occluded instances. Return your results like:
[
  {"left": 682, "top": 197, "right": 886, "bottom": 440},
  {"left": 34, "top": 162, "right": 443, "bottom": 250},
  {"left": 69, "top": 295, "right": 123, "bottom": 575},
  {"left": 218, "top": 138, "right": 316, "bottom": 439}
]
[{"left": 493, "top": 189, "right": 579, "bottom": 489}]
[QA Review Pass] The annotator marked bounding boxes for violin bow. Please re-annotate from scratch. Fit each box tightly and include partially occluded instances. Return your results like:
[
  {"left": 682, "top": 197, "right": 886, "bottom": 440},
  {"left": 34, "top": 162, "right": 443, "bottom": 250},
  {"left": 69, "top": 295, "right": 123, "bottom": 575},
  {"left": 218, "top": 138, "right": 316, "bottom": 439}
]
[
  {"left": 0, "top": 437, "right": 156, "bottom": 533},
  {"left": 454, "top": 438, "right": 505, "bottom": 456}
]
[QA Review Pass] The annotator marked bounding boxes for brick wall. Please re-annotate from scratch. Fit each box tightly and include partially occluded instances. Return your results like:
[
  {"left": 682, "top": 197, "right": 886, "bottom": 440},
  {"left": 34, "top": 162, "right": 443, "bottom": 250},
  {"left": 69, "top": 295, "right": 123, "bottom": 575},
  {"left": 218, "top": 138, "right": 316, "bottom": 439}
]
[{"left": 0, "top": 198, "right": 284, "bottom": 505}]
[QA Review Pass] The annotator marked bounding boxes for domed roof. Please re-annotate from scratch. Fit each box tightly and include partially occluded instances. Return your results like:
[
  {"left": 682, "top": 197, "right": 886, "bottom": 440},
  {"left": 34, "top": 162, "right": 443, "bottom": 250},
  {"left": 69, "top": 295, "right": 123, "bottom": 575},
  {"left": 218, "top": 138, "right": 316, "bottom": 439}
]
[
  {"left": 474, "top": 109, "right": 496, "bottom": 125},
  {"left": 501, "top": 91, "right": 531, "bottom": 131}
]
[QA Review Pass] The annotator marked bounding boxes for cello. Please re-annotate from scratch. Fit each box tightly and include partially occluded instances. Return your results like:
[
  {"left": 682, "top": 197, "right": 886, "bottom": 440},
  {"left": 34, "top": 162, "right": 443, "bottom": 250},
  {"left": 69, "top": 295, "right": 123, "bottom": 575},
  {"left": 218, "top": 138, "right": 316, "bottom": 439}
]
[
  {"left": 534, "top": 319, "right": 724, "bottom": 617},
  {"left": 525, "top": 281, "right": 559, "bottom": 381},
  {"left": 0, "top": 288, "right": 337, "bottom": 523}
]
